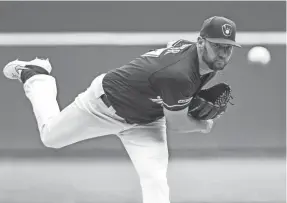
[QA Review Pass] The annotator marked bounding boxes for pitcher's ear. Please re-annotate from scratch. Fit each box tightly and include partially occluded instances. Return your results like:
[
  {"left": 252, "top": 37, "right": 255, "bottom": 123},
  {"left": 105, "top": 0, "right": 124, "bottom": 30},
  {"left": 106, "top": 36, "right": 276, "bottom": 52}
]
[{"left": 197, "top": 36, "right": 204, "bottom": 45}]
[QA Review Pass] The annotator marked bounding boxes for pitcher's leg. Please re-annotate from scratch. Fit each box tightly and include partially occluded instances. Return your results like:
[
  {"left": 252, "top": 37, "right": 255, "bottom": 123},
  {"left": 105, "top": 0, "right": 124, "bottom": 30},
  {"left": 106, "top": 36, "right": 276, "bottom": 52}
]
[
  {"left": 23, "top": 73, "right": 98, "bottom": 148},
  {"left": 119, "top": 119, "right": 170, "bottom": 203},
  {"left": 4, "top": 58, "right": 129, "bottom": 149},
  {"left": 24, "top": 74, "right": 60, "bottom": 135},
  {"left": 24, "top": 74, "right": 129, "bottom": 148}
]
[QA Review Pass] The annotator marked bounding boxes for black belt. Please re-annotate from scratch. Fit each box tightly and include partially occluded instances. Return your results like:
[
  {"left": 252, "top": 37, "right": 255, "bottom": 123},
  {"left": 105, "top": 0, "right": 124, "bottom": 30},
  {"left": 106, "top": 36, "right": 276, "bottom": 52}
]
[
  {"left": 100, "top": 94, "right": 112, "bottom": 108},
  {"left": 100, "top": 94, "right": 157, "bottom": 125},
  {"left": 100, "top": 94, "right": 133, "bottom": 123}
]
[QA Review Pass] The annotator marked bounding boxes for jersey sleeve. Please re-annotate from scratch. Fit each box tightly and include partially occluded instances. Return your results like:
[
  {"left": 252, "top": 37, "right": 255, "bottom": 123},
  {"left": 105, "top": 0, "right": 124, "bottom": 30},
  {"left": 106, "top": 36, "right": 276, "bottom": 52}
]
[
  {"left": 141, "top": 40, "right": 192, "bottom": 67},
  {"left": 166, "top": 39, "right": 193, "bottom": 48},
  {"left": 149, "top": 71, "right": 193, "bottom": 111}
]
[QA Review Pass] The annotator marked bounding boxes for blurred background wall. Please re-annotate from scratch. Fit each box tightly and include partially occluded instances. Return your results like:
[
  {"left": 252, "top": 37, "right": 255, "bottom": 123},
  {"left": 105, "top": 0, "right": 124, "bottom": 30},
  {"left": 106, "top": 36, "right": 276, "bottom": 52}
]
[{"left": 0, "top": 1, "right": 285, "bottom": 157}]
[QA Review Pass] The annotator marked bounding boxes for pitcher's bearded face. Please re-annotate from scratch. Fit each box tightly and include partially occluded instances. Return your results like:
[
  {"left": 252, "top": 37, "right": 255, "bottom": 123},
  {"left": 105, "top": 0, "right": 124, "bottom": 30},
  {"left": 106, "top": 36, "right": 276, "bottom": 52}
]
[{"left": 201, "top": 39, "right": 233, "bottom": 71}]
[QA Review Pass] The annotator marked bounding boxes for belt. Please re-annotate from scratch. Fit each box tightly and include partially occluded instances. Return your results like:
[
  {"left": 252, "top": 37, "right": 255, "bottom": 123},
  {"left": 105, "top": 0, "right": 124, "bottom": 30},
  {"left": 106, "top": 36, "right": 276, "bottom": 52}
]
[
  {"left": 100, "top": 94, "right": 112, "bottom": 108},
  {"left": 100, "top": 94, "right": 135, "bottom": 124},
  {"left": 100, "top": 94, "right": 131, "bottom": 124},
  {"left": 100, "top": 94, "right": 156, "bottom": 125}
]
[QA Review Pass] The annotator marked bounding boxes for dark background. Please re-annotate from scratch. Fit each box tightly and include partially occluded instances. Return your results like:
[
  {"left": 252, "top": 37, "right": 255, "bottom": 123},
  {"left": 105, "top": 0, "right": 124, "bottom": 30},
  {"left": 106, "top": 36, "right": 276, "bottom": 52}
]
[{"left": 0, "top": 1, "right": 284, "bottom": 32}]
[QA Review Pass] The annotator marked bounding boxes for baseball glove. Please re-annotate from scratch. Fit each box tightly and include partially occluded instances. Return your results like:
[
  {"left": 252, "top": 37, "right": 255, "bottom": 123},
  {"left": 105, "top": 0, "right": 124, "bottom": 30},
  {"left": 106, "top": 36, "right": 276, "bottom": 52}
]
[{"left": 188, "top": 83, "right": 234, "bottom": 120}]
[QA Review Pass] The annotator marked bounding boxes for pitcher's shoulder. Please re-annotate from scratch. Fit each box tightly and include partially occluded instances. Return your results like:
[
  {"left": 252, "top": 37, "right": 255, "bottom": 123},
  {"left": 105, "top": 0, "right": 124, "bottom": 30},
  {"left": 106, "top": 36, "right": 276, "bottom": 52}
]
[{"left": 166, "top": 39, "right": 195, "bottom": 48}]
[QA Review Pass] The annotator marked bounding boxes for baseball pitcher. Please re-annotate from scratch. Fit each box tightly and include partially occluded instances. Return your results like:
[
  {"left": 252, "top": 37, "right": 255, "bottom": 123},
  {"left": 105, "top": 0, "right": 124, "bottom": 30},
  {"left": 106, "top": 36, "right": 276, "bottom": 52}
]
[{"left": 3, "top": 16, "right": 240, "bottom": 203}]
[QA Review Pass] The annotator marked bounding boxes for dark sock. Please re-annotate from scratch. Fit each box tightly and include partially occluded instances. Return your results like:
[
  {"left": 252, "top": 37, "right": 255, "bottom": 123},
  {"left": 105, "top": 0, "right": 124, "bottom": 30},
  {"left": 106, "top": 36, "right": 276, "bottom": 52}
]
[{"left": 20, "top": 65, "right": 50, "bottom": 83}]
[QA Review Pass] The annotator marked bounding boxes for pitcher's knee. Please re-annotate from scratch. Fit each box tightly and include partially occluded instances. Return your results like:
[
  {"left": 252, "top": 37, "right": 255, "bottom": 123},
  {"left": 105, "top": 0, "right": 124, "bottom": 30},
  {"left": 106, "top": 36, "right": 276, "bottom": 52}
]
[
  {"left": 40, "top": 131, "right": 63, "bottom": 149},
  {"left": 41, "top": 136, "right": 60, "bottom": 148}
]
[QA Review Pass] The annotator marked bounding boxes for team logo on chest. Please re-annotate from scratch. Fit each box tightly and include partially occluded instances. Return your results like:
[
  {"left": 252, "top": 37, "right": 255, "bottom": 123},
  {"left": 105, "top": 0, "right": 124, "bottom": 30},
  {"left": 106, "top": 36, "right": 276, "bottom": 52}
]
[{"left": 222, "top": 24, "right": 232, "bottom": 37}]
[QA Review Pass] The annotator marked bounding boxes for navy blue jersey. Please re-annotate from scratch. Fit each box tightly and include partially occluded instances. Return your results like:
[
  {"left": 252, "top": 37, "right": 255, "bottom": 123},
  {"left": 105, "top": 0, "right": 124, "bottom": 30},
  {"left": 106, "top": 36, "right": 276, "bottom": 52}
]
[{"left": 102, "top": 40, "right": 215, "bottom": 124}]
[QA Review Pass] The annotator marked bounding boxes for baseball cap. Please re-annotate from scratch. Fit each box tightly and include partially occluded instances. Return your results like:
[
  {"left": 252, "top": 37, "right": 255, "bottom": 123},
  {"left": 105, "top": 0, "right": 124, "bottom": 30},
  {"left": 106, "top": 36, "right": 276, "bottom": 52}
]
[{"left": 200, "top": 16, "right": 241, "bottom": 48}]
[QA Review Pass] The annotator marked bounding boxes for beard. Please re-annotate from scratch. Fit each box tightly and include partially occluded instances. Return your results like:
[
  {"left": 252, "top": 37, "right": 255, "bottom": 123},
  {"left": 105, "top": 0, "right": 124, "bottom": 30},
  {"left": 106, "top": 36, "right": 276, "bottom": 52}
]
[{"left": 202, "top": 46, "right": 227, "bottom": 71}]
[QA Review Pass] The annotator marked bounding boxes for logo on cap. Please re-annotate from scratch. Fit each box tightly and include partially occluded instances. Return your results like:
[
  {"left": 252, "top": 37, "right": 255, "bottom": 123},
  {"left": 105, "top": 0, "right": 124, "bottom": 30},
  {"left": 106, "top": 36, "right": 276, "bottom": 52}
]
[{"left": 222, "top": 24, "right": 232, "bottom": 37}]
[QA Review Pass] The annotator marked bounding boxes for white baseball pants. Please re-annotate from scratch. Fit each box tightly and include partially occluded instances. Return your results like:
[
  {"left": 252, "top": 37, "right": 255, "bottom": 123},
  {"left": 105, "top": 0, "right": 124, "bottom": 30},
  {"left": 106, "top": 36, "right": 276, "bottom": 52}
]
[{"left": 23, "top": 73, "right": 170, "bottom": 203}]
